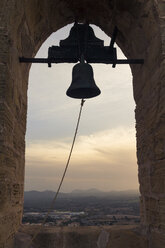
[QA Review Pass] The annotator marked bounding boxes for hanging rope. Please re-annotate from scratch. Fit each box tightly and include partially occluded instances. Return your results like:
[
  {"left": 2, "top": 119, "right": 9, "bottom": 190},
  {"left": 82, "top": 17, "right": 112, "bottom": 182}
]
[{"left": 25, "top": 99, "right": 85, "bottom": 248}]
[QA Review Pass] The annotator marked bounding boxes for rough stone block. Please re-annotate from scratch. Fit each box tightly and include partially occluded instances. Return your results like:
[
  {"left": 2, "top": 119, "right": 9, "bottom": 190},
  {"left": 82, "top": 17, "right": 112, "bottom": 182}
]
[{"left": 150, "top": 231, "right": 165, "bottom": 248}]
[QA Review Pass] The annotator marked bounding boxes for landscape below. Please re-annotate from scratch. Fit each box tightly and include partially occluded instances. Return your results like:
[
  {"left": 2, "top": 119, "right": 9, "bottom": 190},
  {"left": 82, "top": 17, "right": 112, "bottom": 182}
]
[
  {"left": 23, "top": 189, "right": 140, "bottom": 227},
  {"left": 14, "top": 189, "right": 144, "bottom": 248}
]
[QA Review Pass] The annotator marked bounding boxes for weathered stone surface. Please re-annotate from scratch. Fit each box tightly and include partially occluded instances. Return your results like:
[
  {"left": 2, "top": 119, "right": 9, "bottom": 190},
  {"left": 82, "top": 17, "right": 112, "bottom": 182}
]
[
  {"left": 150, "top": 230, "right": 165, "bottom": 248},
  {"left": 15, "top": 225, "right": 148, "bottom": 248},
  {"left": 0, "top": 0, "right": 165, "bottom": 247}
]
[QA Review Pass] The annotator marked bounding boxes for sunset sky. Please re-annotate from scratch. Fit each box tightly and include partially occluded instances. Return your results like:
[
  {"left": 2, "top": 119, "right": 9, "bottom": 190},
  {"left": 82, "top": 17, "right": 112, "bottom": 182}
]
[{"left": 25, "top": 24, "right": 139, "bottom": 193}]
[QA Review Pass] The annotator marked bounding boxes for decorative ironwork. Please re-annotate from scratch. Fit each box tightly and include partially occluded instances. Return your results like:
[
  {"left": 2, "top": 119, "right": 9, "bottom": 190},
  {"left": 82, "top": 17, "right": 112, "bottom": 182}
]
[{"left": 19, "top": 23, "right": 144, "bottom": 67}]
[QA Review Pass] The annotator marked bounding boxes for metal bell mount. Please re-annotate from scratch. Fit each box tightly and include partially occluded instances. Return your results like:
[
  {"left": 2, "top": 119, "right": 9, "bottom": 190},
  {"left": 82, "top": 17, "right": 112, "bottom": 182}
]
[{"left": 19, "top": 23, "right": 144, "bottom": 99}]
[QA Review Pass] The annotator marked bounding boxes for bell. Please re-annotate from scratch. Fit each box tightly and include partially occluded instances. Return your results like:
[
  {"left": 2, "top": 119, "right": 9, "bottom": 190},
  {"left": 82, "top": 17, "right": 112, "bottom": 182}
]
[{"left": 66, "top": 61, "right": 101, "bottom": 99}]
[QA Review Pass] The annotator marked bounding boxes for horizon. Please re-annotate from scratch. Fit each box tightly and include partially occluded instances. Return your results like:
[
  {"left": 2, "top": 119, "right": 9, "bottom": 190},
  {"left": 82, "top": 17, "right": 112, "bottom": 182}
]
[{"left": 24, "top": 188, "right": 139, "bottom": 193}]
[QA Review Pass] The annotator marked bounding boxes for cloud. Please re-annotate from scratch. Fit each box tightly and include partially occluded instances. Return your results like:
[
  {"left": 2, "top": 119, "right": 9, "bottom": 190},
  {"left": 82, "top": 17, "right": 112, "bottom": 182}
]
[
  {"left": 26, "top": 24, "right": 134, "bottom": 142},
  {"left": 25, "top": 127, "right": 139, "bottom": 192}
]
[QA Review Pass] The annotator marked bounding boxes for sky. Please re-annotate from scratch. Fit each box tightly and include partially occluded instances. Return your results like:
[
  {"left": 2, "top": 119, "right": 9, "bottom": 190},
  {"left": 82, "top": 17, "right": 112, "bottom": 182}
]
[{"left": 25, "top": 24, "right": 139, "bottom": 193}]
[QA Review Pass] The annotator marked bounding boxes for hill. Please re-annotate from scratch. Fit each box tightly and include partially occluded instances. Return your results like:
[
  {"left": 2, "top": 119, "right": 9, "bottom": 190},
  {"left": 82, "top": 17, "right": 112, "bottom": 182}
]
[{"left": 24, "top": 189, "right": 139, "bottom": 210}]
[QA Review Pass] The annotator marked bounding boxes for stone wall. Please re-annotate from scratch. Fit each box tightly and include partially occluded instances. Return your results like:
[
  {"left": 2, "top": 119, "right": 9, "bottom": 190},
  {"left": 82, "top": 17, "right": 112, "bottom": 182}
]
[
  {"left": 15, "top": 225, "right": 148, "bottom": 248},
  {"left": 0, "top": 0, "right": 165, "bottom": 247}
]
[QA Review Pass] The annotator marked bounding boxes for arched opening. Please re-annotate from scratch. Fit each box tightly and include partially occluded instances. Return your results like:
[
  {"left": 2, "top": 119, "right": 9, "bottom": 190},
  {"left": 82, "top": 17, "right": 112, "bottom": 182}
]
[
  {"left": 25, "top": 24, "right": 138, "bottom": 194},
  {"left": 22, "top": 23, "right": 140, "bottom": 246}
]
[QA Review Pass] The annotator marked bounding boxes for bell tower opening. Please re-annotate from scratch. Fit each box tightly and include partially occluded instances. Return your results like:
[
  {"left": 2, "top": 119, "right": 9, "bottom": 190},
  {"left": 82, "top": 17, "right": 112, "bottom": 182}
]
[{"left": 24, "top": 24, "right": 138, "bottom": 220}]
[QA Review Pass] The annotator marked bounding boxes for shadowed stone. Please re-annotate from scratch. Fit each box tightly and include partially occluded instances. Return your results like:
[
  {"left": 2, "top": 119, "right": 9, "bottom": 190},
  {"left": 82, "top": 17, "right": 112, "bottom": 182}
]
[{"left": 0, "top": 0, "right": 165, "bottom": 247}]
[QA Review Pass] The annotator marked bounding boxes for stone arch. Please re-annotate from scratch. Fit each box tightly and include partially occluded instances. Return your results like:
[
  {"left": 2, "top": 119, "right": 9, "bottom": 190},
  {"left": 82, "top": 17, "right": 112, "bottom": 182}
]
[{"left": 0, "top": 0, "right": 165, "bottom": 247}]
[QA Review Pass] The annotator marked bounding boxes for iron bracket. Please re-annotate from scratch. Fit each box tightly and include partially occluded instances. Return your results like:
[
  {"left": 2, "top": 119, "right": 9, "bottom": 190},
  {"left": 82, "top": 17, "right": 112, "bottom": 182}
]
[{"left": 19, "top": 24, "right": 144, "bottom": 67}]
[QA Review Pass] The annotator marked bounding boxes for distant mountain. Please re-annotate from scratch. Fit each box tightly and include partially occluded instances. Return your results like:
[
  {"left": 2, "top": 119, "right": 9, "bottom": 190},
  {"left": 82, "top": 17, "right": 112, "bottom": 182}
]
[
  {"left": 24, "top": 189, "right": 139, "bottom": 209},
  {"left": 69, "top": 189, "right": 139, "bottom": 198},
  {"left": 24, "top": 189, "right": 139, "bottom": 202},
  {"left": 70, "top": 188, "right": 103, "bottom": 197},
  {"left": 24, "top": 190, "right": 67, "bottom": 201},
  {"left": 24, "top": 190, "right": 67, "bottom": 208}
]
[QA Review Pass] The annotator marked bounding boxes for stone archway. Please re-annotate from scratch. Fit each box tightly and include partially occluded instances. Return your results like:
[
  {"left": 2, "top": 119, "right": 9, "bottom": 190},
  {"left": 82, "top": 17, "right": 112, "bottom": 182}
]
[{"left": 0, "top": 0, "right": 165, "bottom": 247}]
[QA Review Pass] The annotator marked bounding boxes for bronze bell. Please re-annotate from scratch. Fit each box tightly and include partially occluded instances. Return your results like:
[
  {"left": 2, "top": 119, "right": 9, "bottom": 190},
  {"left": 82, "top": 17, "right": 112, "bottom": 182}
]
[{"left": 66, "top": 61, "right": 101, "bottom": 99}]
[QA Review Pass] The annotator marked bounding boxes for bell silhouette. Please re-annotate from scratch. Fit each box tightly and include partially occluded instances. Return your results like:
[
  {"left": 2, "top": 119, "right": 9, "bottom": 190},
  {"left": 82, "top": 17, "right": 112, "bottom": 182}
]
[{"left": 66, "top": 61, "right": 101, "bottom": 99}]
